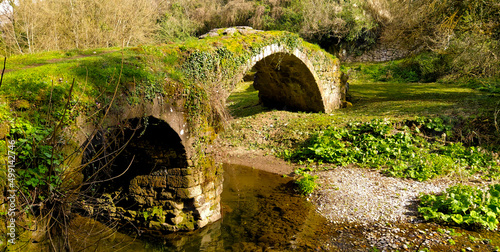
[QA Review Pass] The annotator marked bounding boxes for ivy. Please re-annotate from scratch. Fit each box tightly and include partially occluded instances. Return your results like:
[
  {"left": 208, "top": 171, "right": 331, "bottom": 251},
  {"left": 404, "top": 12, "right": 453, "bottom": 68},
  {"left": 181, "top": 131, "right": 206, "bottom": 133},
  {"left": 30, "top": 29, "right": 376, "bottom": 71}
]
[{"left": 10, "top": 119, "right": 64, "bottom": 195}]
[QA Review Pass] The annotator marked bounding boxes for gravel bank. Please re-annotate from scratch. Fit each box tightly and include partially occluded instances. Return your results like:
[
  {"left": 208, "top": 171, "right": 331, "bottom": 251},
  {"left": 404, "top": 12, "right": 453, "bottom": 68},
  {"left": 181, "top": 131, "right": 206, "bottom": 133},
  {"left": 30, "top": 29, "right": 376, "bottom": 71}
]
[{"left": 309, "top": 166, "right": 457, "bottom": 225}]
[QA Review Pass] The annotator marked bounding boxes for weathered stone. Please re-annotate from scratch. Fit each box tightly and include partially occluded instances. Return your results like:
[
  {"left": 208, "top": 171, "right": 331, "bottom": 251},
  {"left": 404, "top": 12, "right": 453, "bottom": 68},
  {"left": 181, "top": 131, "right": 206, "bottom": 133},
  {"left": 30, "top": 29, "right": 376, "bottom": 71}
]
[
  {"left": 167, "top": 173, "right": 200, "bottom": 188},
  {"left": 223, "top": 27, "right": 237, "bottom": 35},
  {"left": 146, "top": 197, "right": 154, "bottom": 206},
  {"left": 171, "top": 215, "right": 184, "bottom": 225},
  {"left": 131, "top": 176, "right": 149, "bottom": 186},
  {"left": 168, "top": 167, "right": 199, "bottom": 176},
  {"left": 239, "top": 29, "right": 256, "bottom": 36},
  {"left": 149, "top": 221, "right": 162, "bottom": 229},
  {"left": 197, "top": 219, "right": 209, "bottom": 228},
  {"left": 163, "top": 200, "right": 184, "bottom": 210},
  {"left": 215, "top": 184, "right": 223, "bottom": 196},
  {"left": 149, "top": 176, "right": 167, "bottom": 188},
  {"left": 197, "top": 202, "right": 213, "bottom": 220},
  {"left": 209, "top": 205, "right": 222, "bottom": 223},
  {"left": 177, "top": 185, "right": 203, "bottom": 198},
  {"left": 193, "top": 194, "right": 206, "bottom": 208},
  {"left": 203, "top": 181, "right": 215, "bottom": 192},
  {"left": 133, "top": 195, "right": 147, "bottom": 205},
  {"left": 160, "top": 189, "right": 175, "bottom": 199},
  {"left": 205, "top": 189, "right": 216, "bottom": 201}
]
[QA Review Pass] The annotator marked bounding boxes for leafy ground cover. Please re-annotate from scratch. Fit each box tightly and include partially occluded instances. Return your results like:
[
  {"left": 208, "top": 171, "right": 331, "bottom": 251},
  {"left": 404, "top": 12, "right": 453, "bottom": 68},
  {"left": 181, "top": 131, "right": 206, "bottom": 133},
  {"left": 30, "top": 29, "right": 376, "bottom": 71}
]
[
  {"left": 223, "top": 63, "right": 499, "bottom": 157},
  {"left": 419, "top": 184, "right": 500, "bottom": 230},
  {"left": 286, "top": 119, "right": 500, "bottom": 181}
]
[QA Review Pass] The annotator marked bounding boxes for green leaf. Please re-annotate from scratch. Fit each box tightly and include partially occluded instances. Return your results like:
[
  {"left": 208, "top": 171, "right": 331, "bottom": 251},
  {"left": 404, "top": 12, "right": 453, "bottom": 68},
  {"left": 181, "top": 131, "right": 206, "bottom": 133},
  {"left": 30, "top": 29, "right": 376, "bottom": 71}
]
[{"left": 451, "top": 214, "right": 464, "bottom": 224}]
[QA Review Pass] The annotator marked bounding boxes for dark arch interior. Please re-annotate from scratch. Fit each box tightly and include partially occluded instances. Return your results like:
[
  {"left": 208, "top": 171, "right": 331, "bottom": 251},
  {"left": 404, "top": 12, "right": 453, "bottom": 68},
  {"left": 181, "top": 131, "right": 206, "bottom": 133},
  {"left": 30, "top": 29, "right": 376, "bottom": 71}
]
[
  {"left": 251, "top": 52, "right": 324, "bottom": 112},
  {"left": 82, "top": 116, "right": 187, "bottom": 193}
]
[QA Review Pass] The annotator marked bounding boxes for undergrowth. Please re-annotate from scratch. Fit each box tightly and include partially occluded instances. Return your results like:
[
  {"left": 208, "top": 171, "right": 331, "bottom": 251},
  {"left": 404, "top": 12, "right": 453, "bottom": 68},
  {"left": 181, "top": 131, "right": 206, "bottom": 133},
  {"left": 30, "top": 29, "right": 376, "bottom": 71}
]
[
  {"left": 285, "top": 118, "right": 500, "bottom": 181},
  {"left": 349, "top": 53, "right": 500, "bottom": 94},
  {"left": 419, "top": 184, "right": 500, "bottom": 230}
]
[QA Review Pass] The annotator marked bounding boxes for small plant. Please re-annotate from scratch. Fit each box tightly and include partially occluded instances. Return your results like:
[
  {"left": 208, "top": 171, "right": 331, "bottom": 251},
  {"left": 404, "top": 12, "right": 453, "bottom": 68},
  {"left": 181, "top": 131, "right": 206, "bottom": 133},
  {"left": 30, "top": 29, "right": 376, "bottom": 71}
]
[
  {"left": 295, "top": 172, "right": 319, "bottom": 195},
  {"left": 294, "top": 165, "right": 319, "bottom": 195},
  {"left": 418, "top": 184, "right": 500, "bottom": 230}
]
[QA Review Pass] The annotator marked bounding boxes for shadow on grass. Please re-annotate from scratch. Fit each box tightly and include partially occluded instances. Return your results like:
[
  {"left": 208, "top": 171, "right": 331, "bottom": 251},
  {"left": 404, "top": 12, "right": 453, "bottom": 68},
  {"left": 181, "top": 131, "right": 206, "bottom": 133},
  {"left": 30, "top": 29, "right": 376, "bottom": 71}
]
[
  {"left": 344, "top": 81, "right": 499, "bottom": 119},
  {"left": 226, "top": 81, "right": 270, "bottom": 118}
]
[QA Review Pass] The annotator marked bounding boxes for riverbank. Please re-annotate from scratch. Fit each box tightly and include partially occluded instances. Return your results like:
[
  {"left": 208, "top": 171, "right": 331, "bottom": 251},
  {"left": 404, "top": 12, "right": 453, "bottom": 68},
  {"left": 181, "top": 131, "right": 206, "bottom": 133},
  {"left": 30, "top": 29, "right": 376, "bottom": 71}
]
[{"left": 215, "top": 70, "right": 500, "bottom": 250}]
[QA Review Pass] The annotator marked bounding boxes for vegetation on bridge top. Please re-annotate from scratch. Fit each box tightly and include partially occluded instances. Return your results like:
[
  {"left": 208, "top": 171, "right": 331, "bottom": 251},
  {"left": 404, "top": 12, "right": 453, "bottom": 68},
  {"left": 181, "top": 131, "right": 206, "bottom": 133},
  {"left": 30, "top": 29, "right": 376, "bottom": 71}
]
[{"left": 1, "top": 29, "right": 335, "bottom": 133}]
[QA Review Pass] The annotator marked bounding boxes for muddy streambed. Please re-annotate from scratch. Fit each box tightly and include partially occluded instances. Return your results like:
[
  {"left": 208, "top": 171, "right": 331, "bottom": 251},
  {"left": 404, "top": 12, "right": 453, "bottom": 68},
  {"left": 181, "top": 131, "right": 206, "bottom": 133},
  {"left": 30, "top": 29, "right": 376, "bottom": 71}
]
[{"left": 68, "top": 164, "right": 500, "bottom": 251}]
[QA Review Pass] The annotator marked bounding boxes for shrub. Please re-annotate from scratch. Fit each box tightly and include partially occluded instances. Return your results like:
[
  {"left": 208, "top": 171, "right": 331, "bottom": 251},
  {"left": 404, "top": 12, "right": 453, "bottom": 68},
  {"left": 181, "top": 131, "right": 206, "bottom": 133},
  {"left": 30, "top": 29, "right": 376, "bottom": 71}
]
[{"left": 295, "top": 171, "right": 319, "bottom": 195}]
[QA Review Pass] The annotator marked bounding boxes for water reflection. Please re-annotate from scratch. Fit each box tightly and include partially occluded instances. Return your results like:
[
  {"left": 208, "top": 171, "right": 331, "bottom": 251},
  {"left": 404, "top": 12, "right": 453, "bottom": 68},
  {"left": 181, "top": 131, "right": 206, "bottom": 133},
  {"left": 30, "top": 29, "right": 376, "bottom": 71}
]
[{"left": 141, "top": 163, "right": 331, "bottom": 251}]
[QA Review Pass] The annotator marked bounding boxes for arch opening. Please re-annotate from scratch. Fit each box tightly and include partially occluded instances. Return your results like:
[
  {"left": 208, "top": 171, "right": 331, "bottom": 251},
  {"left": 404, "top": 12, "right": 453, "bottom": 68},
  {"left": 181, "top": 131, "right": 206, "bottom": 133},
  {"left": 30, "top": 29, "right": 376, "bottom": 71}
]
[
  {"left": 227, "top": 51, "right": 325, "bottom": 117},
  {"left": 82, "top": 116, "right": 187, "bottom": 196},
  {"left": 252, "top": 52, "right": 324, "bottom": 112},
  {"left": 81, "top": 116, "right": 221, "bottom": 232}
]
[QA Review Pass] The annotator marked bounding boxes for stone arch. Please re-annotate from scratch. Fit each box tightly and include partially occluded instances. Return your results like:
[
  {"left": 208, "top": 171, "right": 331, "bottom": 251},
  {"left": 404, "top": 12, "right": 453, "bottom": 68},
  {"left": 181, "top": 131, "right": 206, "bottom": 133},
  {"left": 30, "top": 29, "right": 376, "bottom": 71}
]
[
  {"left": 80, "top": 105, "right": 222, "bottom": 232},
  {"left": 81, "top": 116, "right": 188, "bottom": 195},
  {"left": 235, "top": 44, "right": 326, "bottom": 112}
]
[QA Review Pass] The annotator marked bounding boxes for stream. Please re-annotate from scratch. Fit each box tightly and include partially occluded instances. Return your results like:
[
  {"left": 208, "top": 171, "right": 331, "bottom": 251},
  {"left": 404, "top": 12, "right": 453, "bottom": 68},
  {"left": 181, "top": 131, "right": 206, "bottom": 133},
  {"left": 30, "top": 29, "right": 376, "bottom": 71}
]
[
  {"left": 70, "top": 163, "right": 500, "bottom": 251},
  {"left": 138, "top": 163, "right": 334, "bottom": 251}
]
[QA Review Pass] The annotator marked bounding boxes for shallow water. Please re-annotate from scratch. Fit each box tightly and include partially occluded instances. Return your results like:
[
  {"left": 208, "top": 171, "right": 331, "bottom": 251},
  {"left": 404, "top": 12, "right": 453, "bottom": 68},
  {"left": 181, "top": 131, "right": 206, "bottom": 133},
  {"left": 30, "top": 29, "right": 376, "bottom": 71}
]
[{"left": 139, "top": 163, "right": 333, "bottom": 251}]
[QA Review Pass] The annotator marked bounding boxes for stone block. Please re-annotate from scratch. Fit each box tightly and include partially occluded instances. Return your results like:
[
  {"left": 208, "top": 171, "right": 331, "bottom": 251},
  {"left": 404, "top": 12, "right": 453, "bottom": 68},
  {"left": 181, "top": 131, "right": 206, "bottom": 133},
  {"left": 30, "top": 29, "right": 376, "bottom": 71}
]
[
  {"left": 146, "top": 197, "right": 154, "bottom": 206},
  {"left": 197, "top": 202, "right": 213, "bottom": 220},
  {"left": 129, "top": 182, "right": 146, "bottom": 196},
  {"left": 205, "top": 189, "right": 216, "bottom": 200},
  {"left": 215, "top": 185, "right": 223, "bottom": 196},
  {"left": 193, "top": 194, "right": 206, "bottom": 208},
  {"left": 164, "top": 200, "right": 184, "bottom": 210},
  {"left": 149, "top": 221, "right": 162, "bottom": 229},
  {"left": 131, "top": 176, "right": 149, "bottom": 186},
  {"left": 132, "top": 194, "right": 147, "bottom": 205},
  {"left": 149, "top": 176, "right": 167, "bottom": 188},
  {"left": 160, "top": 189, "right": 175, "bottom": 199},
  {"left": 197, "top": 219, "right": 209, "bottom": 228},
  {"left": 203, "top": 181, "right": 215, "bottom": 192},
  {"left": 177, "top": 185, "right": 203, "bottom": 198},
  {"left": 168, "top": 167, "right": 199, "bottom": 176},
  {"left": 171, "top": 215, "right": 184, "bottom": 225},
  {"left": 209, "top": 209, "right": 222, "bottom": 223},
  {"left": 167, "top": 174, "right": 200, "bottom": 188}
]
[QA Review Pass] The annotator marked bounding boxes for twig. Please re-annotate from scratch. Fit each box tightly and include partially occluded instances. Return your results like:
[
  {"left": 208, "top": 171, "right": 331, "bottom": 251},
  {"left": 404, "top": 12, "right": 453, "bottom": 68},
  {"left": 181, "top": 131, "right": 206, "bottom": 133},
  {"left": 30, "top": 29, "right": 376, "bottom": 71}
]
[
  {"left": 0, "top": 57, "right": 6, "bottom": 89},
  {"left": 495, "top": 101, "right": 499, "bottom": 134}
]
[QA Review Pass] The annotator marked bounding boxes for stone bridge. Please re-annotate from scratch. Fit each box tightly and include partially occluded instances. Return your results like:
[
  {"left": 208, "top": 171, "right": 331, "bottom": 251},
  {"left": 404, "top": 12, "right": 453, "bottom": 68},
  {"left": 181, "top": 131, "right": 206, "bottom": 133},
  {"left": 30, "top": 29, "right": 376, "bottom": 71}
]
[
  {"left": 78, "top": 27, "right": 345, "bottom": 233},
  {"left": 5, "top": 27, "right": 345, "bottom": 233}
]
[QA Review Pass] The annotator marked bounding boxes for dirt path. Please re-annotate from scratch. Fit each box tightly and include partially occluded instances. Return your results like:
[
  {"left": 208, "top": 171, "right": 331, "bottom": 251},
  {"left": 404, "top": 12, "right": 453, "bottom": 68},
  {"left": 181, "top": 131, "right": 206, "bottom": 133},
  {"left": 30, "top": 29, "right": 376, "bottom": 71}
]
[{"left": 214, "top": 145, "right": 296, "bottom": 175}]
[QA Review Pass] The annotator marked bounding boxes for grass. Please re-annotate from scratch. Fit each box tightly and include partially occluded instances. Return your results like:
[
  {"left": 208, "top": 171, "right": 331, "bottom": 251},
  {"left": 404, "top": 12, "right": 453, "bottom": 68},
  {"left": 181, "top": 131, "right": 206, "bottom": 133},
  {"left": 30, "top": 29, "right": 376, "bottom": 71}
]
[
  {"left": 227, "top": 65, "right": 499, "bottom": 123},
  {"left": 226, "top": 79, "right": 269, "bottom": 118}
]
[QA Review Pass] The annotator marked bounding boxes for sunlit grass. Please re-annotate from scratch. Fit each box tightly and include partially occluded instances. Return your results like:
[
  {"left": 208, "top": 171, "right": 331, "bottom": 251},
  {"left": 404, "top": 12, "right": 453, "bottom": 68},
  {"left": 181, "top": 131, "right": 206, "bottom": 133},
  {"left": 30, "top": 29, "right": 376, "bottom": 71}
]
[{"left": 226, "top": 80, "right": 269, "bottom": 118}]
